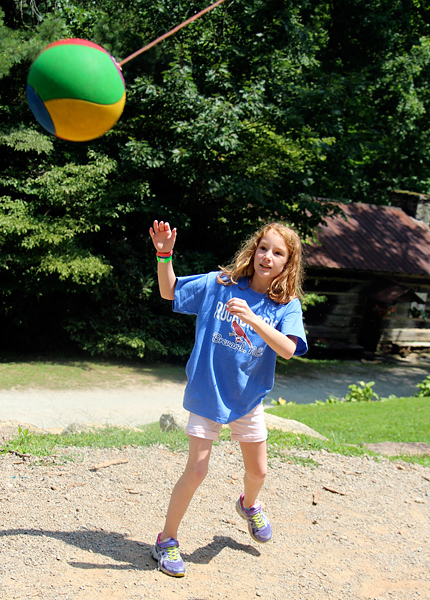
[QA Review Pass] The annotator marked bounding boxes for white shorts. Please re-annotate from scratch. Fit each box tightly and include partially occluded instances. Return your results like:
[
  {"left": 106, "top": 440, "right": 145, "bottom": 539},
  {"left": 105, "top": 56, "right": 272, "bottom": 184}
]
[{"left": 185, "top": 402, "right": 267, "bottom": 443}]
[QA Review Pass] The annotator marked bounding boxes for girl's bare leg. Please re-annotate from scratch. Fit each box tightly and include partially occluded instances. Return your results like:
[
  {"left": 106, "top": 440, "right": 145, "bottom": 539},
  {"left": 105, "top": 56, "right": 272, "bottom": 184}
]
[
  {"left": 239, "top": 440, "right": 267, "bottom": 508},
  {"left": 161, "top": 435, "right": 213, "bottom": 540}
]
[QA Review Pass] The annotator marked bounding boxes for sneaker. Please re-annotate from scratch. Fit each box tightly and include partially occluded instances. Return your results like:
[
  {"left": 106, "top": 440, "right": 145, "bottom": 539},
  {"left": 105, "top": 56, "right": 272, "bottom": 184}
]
[
  {"left": 152, "top": 533, "right": 185, "bottom": 577},
  {"left": 236, "top": 493, "right": 272, "bottom": 543}
]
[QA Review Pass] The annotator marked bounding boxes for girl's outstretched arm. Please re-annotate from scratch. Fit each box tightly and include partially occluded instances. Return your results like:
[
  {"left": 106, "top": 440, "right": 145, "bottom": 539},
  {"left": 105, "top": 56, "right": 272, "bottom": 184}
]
[
  {"left": 149, "top": 220, "right": 177, "bottom": 300},
  {"left": 226, "top": 297, "right": 298, "bottom": 360}
]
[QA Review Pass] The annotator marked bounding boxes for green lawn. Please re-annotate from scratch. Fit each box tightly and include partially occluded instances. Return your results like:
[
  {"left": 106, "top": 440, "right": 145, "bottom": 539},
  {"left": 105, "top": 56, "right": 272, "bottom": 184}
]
[
  {"left": 266, "top": 396, "right": 430, "bottom": 445},
  {"left": 275, "top": 356, "right": 345, "bottom": 376}
]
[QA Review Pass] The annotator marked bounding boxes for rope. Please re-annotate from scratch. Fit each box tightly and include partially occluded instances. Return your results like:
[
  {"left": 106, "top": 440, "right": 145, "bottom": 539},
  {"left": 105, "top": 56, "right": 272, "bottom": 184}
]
[{"left": 118, "top": 0, "right": 230, "bottom": 67}]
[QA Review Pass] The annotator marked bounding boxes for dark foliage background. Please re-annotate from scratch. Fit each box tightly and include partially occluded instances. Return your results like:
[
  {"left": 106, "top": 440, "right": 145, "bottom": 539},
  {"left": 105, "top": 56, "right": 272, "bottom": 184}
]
[{"left": 1, "top": 0, "right": 429, "bottom": 359}]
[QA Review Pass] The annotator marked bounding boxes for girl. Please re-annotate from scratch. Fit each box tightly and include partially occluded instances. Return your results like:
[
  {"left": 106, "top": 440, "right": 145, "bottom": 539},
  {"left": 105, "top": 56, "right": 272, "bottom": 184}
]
[{"left": 149, "top": 219, "right": 308, "bottom": 577}]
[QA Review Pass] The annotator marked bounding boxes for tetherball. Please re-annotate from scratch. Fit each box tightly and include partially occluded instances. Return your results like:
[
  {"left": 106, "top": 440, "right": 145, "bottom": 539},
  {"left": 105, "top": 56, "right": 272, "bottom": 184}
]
[{"left": 27, "top": 39, "right": 126, "bottom": 142}]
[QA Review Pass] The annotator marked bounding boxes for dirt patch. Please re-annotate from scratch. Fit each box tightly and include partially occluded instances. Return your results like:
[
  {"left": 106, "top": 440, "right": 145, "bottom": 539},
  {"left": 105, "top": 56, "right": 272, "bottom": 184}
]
[
  {"left": 1, "top": 443, "right": 429, "bottom": 600},
  {"left": 364, "top": 441, "right": 430, "bottom": 457}
]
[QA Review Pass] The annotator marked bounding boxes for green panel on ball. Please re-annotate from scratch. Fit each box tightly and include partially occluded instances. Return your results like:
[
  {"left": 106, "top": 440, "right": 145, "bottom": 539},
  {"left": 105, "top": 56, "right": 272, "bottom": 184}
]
[{"left": 28, "top": 44, "right": 125, "bottom": 105}]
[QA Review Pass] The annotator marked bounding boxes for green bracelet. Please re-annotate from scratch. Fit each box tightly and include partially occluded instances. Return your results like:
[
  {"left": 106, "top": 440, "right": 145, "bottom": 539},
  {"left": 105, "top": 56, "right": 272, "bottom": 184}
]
[{"left": 156, "top": 255, "right": 173, "bottom": 263}]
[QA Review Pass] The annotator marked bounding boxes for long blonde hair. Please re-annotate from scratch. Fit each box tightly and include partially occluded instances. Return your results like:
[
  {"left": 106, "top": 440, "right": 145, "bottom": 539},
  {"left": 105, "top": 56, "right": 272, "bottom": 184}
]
[{"left": 217, "top": 222, "right": 304, "bottom": 304}]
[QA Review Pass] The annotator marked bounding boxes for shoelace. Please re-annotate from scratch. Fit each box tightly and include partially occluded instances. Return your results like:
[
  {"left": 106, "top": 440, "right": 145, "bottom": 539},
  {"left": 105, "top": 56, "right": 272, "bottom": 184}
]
[
  {"left": 250, "top": 510, "right": 265, "bottom": 530},
  {"left": 164, "top": 544, "right": 181, "bottom": 561}
]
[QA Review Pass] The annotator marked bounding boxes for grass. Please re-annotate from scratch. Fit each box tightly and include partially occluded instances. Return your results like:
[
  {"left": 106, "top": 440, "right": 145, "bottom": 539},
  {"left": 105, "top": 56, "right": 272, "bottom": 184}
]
[
  {"left": 2, "top": 397, "right": 429, "bottom": 467},
  {"left": 1, "top": 423, "right": 190, "bottom": 459},
  {"left": 273, "top": 355, "right": 411, "bottom": 377},
  {"left": 266, "top": 395, "right": 430, "bottom": 466},
  {"left": 275, "top": 356, "right": 347, "bottom": 377},
  {"left": 1, "top": 422, "right": 374, "bottom": 469},
  {"left": 0, "top": 356, "right": 186, "bottom": 390},
  {"left": 266, "top": 396, "right": 430, "bottom": 444}
]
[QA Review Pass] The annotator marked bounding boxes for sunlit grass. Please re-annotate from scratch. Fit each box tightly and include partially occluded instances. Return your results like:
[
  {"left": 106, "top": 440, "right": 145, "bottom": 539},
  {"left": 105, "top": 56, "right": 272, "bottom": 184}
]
[
  {"left": 1, "top": 423, "right": 189, "bottom": 458},
  {"left": 266, "top": 396, "right": 430, "bottom": 444},
  {"left": 266, "top": 395, "right": 430, "bottom": 466},
  {"left": 2, "top": 403, "right": 429, "bottom": 468}
]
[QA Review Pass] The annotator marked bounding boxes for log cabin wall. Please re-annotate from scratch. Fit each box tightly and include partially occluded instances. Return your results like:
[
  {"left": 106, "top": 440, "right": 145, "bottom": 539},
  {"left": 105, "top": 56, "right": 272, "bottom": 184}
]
[
  {"left": 304, "top": 271, "right": 430, "bottom": 356},
  {"left": 304, "top": 273, "right": 367, "bottom": 351}
]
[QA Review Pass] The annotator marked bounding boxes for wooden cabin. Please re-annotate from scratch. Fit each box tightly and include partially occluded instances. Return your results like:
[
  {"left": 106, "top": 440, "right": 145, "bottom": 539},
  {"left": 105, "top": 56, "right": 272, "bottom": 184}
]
[{"left": 304, "top": 191, "right": 430, "bottom": 357}]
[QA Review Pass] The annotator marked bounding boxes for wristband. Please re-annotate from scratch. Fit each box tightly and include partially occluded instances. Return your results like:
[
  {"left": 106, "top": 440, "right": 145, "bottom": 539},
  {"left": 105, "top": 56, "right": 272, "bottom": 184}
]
[{"left": 156, "top": 251, "right": 173, "bottom": 263}]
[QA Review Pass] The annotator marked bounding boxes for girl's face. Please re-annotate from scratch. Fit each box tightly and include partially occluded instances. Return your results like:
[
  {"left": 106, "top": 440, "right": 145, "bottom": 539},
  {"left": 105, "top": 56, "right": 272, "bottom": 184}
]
[{"left": 252, "top": 229, "right": 289, "bottom": 290}]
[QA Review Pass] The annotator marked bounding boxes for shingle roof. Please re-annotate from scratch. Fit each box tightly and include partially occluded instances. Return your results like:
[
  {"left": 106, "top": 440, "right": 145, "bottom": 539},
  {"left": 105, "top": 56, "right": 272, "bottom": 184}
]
[{"left": 305, "top": 202, "right": 430, "bottom": 276}]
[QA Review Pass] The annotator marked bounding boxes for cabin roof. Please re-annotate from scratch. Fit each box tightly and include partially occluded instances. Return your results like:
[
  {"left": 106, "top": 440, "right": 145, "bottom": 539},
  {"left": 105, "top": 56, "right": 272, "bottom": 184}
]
[{"left": 305, "top": 202, "right": 430, "bottom": 276}]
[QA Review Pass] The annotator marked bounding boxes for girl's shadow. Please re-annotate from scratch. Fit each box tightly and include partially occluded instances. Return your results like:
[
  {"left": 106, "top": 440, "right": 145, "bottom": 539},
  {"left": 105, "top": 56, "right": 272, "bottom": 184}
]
[
  {"left": 184, "top": 535, "right": 260, "bottom": 564},
  {"left": 1, "top": 529, "right": 259, "bottom": 570},
  {"left": 1, "top": 528, "right": 153, "bottom": 571}
]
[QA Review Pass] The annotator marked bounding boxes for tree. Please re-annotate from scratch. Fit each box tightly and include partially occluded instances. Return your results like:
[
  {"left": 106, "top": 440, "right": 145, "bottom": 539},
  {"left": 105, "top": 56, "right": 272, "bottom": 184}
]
[
  {"left": 1, "top": 0, "right": 429, "bottom": 359},
  {"left": 297, "top": 0, "right": 430, "bottom": 200}
]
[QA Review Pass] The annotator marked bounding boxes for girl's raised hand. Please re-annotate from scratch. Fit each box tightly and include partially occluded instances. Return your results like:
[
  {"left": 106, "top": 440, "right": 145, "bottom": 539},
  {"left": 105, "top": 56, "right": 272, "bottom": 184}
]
[{"left": 149, "top": 220, "right": 177, "bottom": 253}]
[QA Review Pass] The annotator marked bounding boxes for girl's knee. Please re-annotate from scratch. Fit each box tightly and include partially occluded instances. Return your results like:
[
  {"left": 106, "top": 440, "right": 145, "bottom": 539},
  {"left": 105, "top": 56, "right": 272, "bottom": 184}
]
[
  {"left": 245, "top": 465, "right": 267, "bottom": 482},
  {"left": 185, "top": 461, "right": 209, "bottom": 487},
  {"left": 240, "top": 439, "right": 267, "bottom": 482}
]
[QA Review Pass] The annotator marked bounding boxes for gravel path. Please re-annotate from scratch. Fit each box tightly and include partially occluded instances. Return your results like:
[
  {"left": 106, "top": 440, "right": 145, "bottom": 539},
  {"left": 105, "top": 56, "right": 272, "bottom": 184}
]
[
  {"left": 271, "top": 358, "right": 429, "bottom": 405},
  {"left": 1, "top": 444, "right": 429, "bottom": 600}
]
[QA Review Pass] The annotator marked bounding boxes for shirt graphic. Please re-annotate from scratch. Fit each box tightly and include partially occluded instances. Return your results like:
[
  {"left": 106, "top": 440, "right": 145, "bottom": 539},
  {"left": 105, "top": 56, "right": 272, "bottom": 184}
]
[{"left": 230, "top": 320, "right": 251, "bottom": 346}]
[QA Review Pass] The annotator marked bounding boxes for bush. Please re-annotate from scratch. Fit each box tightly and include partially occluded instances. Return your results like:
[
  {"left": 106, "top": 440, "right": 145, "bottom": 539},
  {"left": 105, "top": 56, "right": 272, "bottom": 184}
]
[
  {"left": 344, "top": 381, "right": 379, "bottom": 402},
  {"left": 416, "top": 375, "right": 430, "bottom": 397}
]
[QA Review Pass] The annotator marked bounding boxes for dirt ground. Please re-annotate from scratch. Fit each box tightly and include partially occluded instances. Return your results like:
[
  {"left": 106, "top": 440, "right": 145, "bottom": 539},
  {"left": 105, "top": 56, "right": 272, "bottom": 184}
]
[
  {"left": 1, "top": 441, "right": 429, "bottom": 600},
  {"left": 0, "top": 355, "right": 429, "bottom": 599}
]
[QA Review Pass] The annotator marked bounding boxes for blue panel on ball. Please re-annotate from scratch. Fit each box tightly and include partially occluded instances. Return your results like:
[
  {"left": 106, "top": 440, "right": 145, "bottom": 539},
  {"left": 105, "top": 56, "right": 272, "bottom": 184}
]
[{"left": 26, "top": 85, "right": 56, "bottom": 135}]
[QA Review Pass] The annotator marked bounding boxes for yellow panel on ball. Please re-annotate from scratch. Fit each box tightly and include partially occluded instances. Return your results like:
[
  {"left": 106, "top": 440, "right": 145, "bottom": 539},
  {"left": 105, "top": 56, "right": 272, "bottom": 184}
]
[{"left": 44, "top": 95, "right": 126, "bottom": 142}]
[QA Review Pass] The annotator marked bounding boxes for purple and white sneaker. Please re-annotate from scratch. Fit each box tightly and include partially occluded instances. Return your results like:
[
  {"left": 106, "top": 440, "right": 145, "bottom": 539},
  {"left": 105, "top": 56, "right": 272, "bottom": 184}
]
[
  {"left": 152, "top": 533, "right": 185, "bottom": 577},
  {"left": 236, "top": 493, "right": 272, "bottom": 543}
]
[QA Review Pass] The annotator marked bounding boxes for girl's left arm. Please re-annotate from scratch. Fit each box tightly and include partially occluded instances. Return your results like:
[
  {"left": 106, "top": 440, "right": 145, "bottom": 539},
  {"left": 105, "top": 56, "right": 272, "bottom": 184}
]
[{"left": 226, "top": 298, "right": 298, "bottom": 360}]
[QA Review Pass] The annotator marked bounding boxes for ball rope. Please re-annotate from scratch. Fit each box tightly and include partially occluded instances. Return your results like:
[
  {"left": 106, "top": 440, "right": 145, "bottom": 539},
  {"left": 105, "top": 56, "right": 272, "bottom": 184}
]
[{"left": 118, "top": 0, "right": 230, "bottom": 67}]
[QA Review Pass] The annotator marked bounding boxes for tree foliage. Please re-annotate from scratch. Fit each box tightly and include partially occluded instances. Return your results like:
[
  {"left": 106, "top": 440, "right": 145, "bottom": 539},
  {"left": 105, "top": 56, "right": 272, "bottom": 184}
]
[{"left": 1, "top": 1, "right": 430, "bottom": 358}]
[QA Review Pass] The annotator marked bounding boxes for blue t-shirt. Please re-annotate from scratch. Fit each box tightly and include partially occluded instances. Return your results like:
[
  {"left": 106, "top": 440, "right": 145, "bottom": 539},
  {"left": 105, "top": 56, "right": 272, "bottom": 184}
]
[{"left": 173, "top": 271, "right": 308, "bottom": 424}]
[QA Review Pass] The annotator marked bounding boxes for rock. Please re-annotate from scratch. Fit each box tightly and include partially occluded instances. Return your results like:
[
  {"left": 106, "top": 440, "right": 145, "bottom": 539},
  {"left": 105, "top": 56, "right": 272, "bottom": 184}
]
[
  {"left": 159, "top": 409, "right": 189, "bottom": 432},
  {"left": 61, "top": 422, "right": 100, "bottom": 435},
  {"left": 263, "top": 412, "right": 327, "bottom": 440},
  {"left": 0, "top": 419, "right": 49, "bottom": 437},
  {"left": 44, "top": 427, "right": 65, "bottom": 435},
  {"left": 363, "top": 441, "right": 430, "bottom": 456}
]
